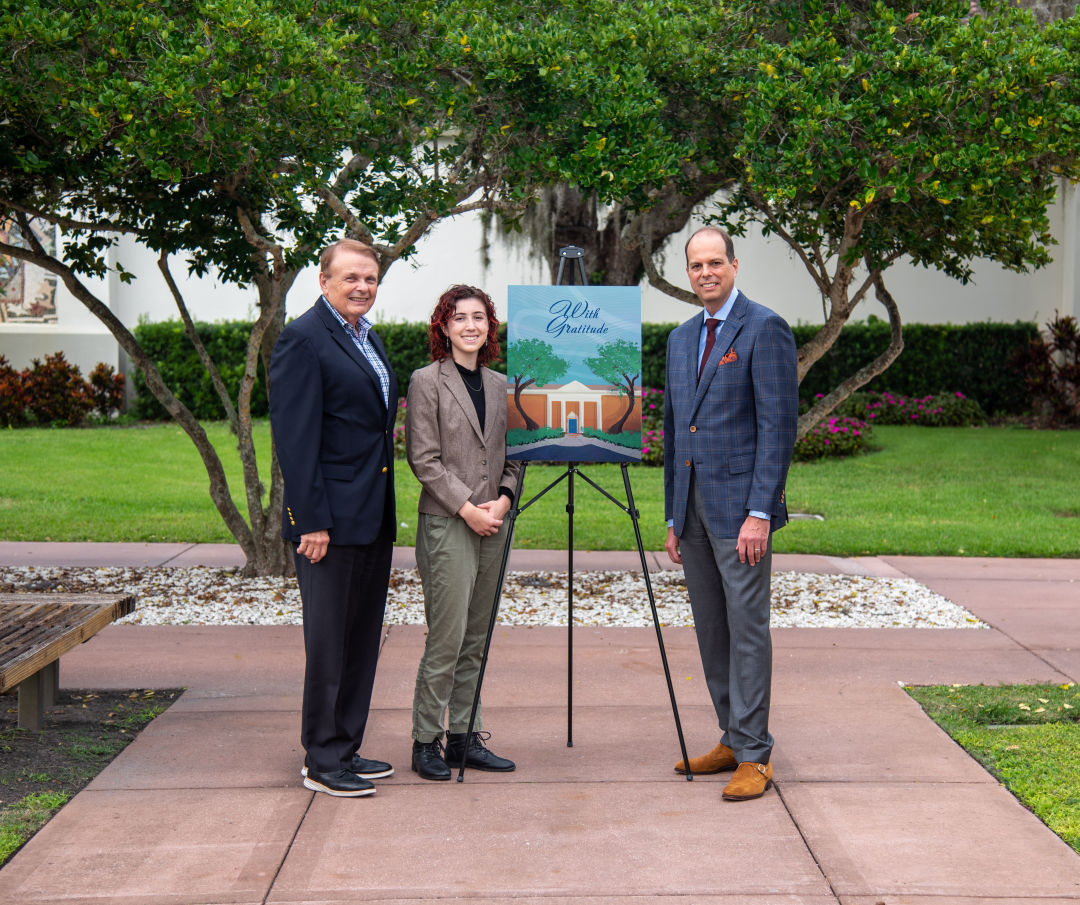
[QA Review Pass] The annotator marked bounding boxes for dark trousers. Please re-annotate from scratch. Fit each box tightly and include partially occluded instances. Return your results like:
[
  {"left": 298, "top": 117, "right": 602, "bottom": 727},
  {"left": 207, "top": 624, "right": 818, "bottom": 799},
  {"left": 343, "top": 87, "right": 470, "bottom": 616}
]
[{"left": 294, "top": 529, "right": 393, "bottom": 773}]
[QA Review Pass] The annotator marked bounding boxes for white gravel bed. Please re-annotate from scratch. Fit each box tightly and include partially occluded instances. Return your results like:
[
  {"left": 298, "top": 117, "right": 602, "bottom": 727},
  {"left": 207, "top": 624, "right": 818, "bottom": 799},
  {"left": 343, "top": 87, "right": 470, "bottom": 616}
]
[{"left": 0, "top": 565, "right": 986, "bottom": 629}]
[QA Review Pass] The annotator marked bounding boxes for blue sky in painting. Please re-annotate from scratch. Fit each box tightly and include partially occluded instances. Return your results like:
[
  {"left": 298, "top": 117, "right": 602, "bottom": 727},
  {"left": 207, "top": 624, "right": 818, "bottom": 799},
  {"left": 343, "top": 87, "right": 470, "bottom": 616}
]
[{"left": 506, "top": 285, "right": 641, "bottom": 385}]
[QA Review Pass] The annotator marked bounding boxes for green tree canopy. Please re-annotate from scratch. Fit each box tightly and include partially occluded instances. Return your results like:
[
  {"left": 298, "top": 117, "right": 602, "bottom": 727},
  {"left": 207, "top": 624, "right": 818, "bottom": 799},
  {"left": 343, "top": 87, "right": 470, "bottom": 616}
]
[
  {"left": 584, "top": 338, "right": 640, "bottom": 433},
  {"left": 508, "top": 338, "right": 568, "bottom": 429}
]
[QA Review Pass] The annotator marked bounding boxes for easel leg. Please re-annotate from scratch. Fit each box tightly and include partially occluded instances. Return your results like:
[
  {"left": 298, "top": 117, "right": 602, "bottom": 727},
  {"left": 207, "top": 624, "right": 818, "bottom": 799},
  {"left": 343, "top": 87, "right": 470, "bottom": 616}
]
[
  {"left": 566, "top": 466, "right": 575, "bottom": 748},
  {"left": 620, "top": 464, "right": 693, "bottom": 780},
  {"left": 457, "top": 464, "right": 528, "bottom": 781}
]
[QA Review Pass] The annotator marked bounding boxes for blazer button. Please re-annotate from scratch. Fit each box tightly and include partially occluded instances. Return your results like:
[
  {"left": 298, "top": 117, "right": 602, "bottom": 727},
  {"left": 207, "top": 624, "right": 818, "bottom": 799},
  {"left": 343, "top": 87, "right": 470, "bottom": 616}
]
[
  {"left": 684, "top": 459, "right": 691, "bottom": 467},
  {"left": 481, "top": 459, "right": 487, "bottom": 466},
  {"left": 482, "top": 475, "right": 488, "bottom": 481},
  {"left": 381, "top": 466, "right": 387, "bottom": 474},
  {"left": 689, "top": 425, "right": 697, "bottom": 432}
]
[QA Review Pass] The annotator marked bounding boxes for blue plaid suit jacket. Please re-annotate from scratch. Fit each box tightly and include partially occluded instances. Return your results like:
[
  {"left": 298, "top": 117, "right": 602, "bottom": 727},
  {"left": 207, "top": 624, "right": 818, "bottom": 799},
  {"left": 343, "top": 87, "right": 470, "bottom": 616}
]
[{"left": 663, "top": 291, "right": 799, "bottom": 539}]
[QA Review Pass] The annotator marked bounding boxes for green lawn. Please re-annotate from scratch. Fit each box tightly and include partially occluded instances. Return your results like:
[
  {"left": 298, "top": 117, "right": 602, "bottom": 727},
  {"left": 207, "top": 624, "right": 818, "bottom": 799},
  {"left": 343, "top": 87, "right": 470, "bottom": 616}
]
[
  {"left": 0, "top": 422, "right": 1078, "bottom": 556},
  {"left": 907, "top": 683, "right": 1080, "bottom": 854}
]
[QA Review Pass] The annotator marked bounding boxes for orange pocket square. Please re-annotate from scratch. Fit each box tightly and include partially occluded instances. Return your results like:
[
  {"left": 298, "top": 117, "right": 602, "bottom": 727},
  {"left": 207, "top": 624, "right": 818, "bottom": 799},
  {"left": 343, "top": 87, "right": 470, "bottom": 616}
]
[{"left": 718, "top": 349, "right": 738, "bottom": 366}]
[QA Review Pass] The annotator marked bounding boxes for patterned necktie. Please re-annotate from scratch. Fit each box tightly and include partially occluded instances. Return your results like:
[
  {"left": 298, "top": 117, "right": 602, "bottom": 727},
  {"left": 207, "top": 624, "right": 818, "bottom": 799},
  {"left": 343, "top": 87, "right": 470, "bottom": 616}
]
[{"left": 698, "top": 318, "right": 721, "bottom": 382}]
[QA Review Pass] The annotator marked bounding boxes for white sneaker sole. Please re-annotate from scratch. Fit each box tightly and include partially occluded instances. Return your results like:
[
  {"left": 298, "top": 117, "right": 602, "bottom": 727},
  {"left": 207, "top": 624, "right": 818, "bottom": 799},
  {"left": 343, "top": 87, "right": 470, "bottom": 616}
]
[
  {"left": 302, "top": 776, "right": 376, "bottom": 797},
  {"left": 301, "top": 766, "right": 394, "bottom": 780}
]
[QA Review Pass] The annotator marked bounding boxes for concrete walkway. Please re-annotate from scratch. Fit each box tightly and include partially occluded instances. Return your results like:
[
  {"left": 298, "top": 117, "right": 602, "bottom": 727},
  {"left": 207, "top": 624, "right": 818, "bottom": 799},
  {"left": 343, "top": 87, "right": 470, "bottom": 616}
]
[{"left": 1, "top": 543, "right": 1079, "bottom": 904}]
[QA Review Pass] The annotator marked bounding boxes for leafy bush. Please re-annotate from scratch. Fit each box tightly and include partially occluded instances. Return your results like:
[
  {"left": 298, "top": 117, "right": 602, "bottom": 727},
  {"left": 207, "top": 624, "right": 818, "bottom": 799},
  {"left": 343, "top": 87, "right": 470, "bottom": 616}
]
[
  {"left": 793, "top": 415, "right": 873, "bottom": 462},
  {"left": 393, "top": 397, "right": 407, "bottom": 459},
  {"left": 0, "top": 355, "right": 27, "bottom": 427},
  {"left": 644, "top": 320, "right": 1038, "bottom": 415},
  {"left": 805, "top": 390, "right": 986, "bottom": 427},
  {"left": 863, "top": 391, "right": 986, "bottom": 426},
  {"left": 507, "top": 427, "right": 563, "bottom": 446},
  {"left": 640, "top": 387, "right": 664, "bottom": 466},
  {"left": 23, "top": 353, "right": 93, "bottom": 426},
  {"left": 88, "top": 363, "right": 125, "bottom": 418},
  {"left": 131, "top": 321, "right": 268, "bottom": 420},
  {"left": 1012, "top": 314, "right": 1080, "bottom": 425},
  {"left": 580, "top": 427, "right": 642, "bottom": 449}
]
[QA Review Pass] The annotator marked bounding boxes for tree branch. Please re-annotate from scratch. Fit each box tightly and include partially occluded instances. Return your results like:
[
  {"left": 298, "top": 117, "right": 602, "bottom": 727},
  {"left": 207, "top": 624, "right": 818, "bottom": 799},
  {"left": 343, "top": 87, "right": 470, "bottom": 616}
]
[
  {"left": 797, "top": 263, "right": 904, "bottom": 438},
  {"left": 0, "top": 197, "right": 124, "bottom": 233},
  {"left": 2, "top": 219, "right": 256, "bottom": 561},
  {"left": 157, "top": 251, "right": 240, "bottom": 431},
  {"left": 314, "top": 184, "right": 374, "bottom": 244},
  {"left": 634, "top": 211, "right": 699, "bottom": 305}
]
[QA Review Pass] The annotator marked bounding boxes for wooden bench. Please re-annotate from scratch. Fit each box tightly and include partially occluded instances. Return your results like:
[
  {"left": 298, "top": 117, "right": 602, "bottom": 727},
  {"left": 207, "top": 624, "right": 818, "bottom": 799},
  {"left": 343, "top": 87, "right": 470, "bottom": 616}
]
[{"left": 0, "top": 593, "right": 136, "bottom": 730}]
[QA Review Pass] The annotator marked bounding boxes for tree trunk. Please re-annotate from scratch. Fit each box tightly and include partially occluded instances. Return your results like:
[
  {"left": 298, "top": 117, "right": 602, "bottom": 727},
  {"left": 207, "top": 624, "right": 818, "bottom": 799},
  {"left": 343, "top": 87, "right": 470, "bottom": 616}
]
[
  {"left": 526, "top": 184, "right": 710, "bottom": 287},
  {"left": 513, "top": 377, "right": 539, "bottom": 430},
  {"left": 3, "top": 227, "right": 261, "bottom": 565},
  {"left": 608, "top": 375, "right": 638, "bottom": 434},
  {"left": 797, "top": 269, "right": 904, "bottom": 438}
]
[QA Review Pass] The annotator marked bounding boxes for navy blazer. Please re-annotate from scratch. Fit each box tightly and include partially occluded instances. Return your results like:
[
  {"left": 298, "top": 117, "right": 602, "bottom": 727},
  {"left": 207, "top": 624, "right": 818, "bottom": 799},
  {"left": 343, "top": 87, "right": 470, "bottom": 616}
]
[
  {"left": 663, "top": 291, "right": 798, "bottom": 540},
  {"left": 268, "top": 300, "right": 399, "bottom": 546}
]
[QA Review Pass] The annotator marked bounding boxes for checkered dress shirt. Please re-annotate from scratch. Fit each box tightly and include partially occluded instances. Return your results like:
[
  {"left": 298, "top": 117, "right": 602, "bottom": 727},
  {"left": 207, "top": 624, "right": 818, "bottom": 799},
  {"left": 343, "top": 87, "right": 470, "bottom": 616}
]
[{"left": 321, "top": 296, "right": 390, "bottom": 408}]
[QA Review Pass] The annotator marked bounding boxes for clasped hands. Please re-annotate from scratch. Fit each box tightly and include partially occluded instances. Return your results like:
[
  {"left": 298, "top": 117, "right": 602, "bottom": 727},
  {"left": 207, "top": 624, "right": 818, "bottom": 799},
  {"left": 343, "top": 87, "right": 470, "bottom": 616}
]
[{"left": 459, "top": 497, "right": 511, "bottom": 536}]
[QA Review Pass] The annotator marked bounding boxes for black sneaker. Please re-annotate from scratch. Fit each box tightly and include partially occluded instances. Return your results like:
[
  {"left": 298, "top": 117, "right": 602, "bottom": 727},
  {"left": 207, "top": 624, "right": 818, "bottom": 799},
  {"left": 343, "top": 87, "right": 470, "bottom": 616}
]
[
  {"left": 301, "top": 755, "right": 393, "bottom": 780},
  {"left": 303, "top": 768, "right": 376, "bottom": 797},
  {"left": 411, "top": 738, "right": 451, "bottom": 781},
  {"left": 445, "top": 731, "right": 515, "bottom": 772}
]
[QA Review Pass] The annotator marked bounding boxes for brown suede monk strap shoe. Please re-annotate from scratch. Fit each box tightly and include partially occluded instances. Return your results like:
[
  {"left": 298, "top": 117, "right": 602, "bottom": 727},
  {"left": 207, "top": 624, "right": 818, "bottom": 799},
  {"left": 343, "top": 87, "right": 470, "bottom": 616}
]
[
  {"left": 674, "top": 740, "right": 737, "bottom": 775},
  {"left": 722, "top": 761, "right": 773, "bottom": 801}
]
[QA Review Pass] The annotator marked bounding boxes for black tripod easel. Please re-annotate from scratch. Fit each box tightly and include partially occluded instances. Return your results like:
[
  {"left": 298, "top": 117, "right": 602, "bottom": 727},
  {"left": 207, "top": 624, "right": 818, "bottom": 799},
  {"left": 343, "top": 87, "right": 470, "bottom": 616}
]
[{"left": 455, "top": 245, "right": 692, "bottom": 781}]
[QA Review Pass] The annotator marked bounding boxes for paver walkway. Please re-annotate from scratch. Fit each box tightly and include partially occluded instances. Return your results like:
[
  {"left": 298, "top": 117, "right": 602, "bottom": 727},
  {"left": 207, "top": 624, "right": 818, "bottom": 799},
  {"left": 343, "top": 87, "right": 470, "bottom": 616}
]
[{"left": 0, "top": 542, "right": 1078, "bottom": 904}]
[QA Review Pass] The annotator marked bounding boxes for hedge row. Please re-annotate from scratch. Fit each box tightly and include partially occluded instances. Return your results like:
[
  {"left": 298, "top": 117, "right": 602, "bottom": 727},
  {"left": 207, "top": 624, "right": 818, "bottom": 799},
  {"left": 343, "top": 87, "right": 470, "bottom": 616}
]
[
  {"left": 131, "top": 320, "right": 269, "bottom": 420},
  {"left": 132, "top": 318, "right": 1039, "bottom": 419},
  {"left": 643, "top": 319, "right": 1038, "bottom": 415}
]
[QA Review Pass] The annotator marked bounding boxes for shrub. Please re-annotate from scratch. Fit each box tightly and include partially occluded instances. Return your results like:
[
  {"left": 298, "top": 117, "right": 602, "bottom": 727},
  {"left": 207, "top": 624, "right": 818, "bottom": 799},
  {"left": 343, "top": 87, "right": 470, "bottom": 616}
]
[
  {"left": 1012, "top": 314, "right": 1080, "bottom": 425},
  {"left": 88, "top": 363, "right": 125, "bottom": 419},
  {"left": 644, "top": 320, "right": 1038, "bottom": 415},
  {"left": 23, "top": 352, "right": 92, "bottom": 426},
  {"left": 863, "top": 391, "right": 986, "bottom": 427},
  {"left": 0, "top": 355, "right": 27, "bottom": 427},
  {"left": 640, "top": 387, "right": 664, "bottom": 466},
  {"left": 506, "top": 427, "right": 563, "bottom": 446},
  {"left": 131, "top": 321, "right": 268, "bottom": 420},
  {"left": 805, "top": 390, "right": 986, "bottom": 427},
  {"left": 793, "top": 415, "right": 873, "bottom": 462},
  {"left": 581, "top": 427, "right": 642, "bottom": 449},
  {"left": 393, "top": 397, "right": 407, "bottom": 459}
]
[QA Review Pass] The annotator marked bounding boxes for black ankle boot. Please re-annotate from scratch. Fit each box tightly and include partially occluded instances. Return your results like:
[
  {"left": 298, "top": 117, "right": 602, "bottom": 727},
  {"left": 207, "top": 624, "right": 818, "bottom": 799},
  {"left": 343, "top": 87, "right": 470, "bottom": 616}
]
[
  {"left": 444, "top": 731, "right": 515, "bottom": 772},
  {"left": 411, "top": 737, "right": 451, "bottom": 781}
]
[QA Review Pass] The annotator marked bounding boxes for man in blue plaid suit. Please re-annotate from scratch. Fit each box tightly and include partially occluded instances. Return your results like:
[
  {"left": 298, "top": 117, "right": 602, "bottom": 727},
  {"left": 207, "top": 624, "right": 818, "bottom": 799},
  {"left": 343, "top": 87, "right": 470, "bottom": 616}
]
[{"left": 663, "top": 226, "right": 798, "bottom": 801}]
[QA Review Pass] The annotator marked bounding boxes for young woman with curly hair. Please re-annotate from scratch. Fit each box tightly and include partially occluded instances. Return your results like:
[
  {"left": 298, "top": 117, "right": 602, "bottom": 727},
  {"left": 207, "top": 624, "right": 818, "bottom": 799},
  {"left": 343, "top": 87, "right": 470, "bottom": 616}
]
[{"left": 404, "top": 284, "right": 520, "bottom": 780}]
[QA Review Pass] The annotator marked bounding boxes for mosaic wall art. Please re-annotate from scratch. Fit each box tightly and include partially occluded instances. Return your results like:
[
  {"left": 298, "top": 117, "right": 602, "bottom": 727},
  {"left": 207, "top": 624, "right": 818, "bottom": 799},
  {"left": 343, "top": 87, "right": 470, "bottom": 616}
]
[{"left": 1, "top": 218, "right": 58, "bottom": 324}]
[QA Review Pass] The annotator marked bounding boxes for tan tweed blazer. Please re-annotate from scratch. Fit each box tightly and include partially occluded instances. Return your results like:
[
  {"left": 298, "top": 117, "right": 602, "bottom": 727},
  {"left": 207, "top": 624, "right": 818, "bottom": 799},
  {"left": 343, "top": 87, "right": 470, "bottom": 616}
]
[{"left": 405, "top": 358, "right": 520, "bottom": 518}]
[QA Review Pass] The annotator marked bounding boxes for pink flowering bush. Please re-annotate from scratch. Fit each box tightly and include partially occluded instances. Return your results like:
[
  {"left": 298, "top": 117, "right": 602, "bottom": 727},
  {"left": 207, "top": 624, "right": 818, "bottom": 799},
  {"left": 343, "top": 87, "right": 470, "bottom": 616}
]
[
  {"left": 792, "top": 415, "right": 872, "bottom": 462},
  {"left": 393, "top": 397, "right": 407, "bottom": 458},
  {"left": 640, "top": 387, "right": 665, "bottom": 466},
  {"left": 802, "top": 390, "right": 985, "bottom": 427},
  {"left": 861, "top": 390, "right": 985, "bottom": 426}
]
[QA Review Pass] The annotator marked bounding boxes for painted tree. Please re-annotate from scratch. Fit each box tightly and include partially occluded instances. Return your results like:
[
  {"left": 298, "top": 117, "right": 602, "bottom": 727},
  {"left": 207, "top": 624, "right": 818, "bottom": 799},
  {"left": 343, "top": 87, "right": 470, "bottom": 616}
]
[
  {"left": 507, "top": 339, "right": 569, "bottom": 429},
  {"left": 641, "top": 0, "right": 1080, "bottom": 435},
  {"left": 584, "top": 339, "right": 640, "bottom": 433}
]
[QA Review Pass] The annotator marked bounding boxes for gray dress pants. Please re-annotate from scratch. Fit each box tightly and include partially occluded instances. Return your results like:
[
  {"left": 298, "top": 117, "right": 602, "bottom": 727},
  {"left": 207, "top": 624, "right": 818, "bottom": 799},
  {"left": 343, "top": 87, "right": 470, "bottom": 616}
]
[{"left": 679, "top": 472, "right": 774, "bottom": 764}]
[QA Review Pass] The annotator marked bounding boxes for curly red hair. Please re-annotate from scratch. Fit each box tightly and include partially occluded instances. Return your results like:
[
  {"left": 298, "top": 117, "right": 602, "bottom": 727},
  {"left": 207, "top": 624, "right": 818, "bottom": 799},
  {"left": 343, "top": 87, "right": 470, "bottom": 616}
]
[{"left": 427, "top": 285, "right": 501, "bottom": 365}]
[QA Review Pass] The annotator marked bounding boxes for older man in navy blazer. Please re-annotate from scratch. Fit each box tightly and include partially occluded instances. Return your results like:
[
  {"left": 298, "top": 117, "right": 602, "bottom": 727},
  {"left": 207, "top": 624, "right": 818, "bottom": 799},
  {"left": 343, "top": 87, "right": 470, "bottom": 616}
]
[
  {"left": 663, "top": 226, "right": 798, "bottom": 801},
  {"left": 269, "top": 239, "right": 398, "bottom": 798}
]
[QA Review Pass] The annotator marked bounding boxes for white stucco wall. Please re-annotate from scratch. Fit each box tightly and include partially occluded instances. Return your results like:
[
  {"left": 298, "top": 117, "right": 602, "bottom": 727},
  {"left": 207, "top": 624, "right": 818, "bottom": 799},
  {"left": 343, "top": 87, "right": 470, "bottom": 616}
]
[{"left": 3, "top": 181, "right": 1078, "bottom": 376}]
